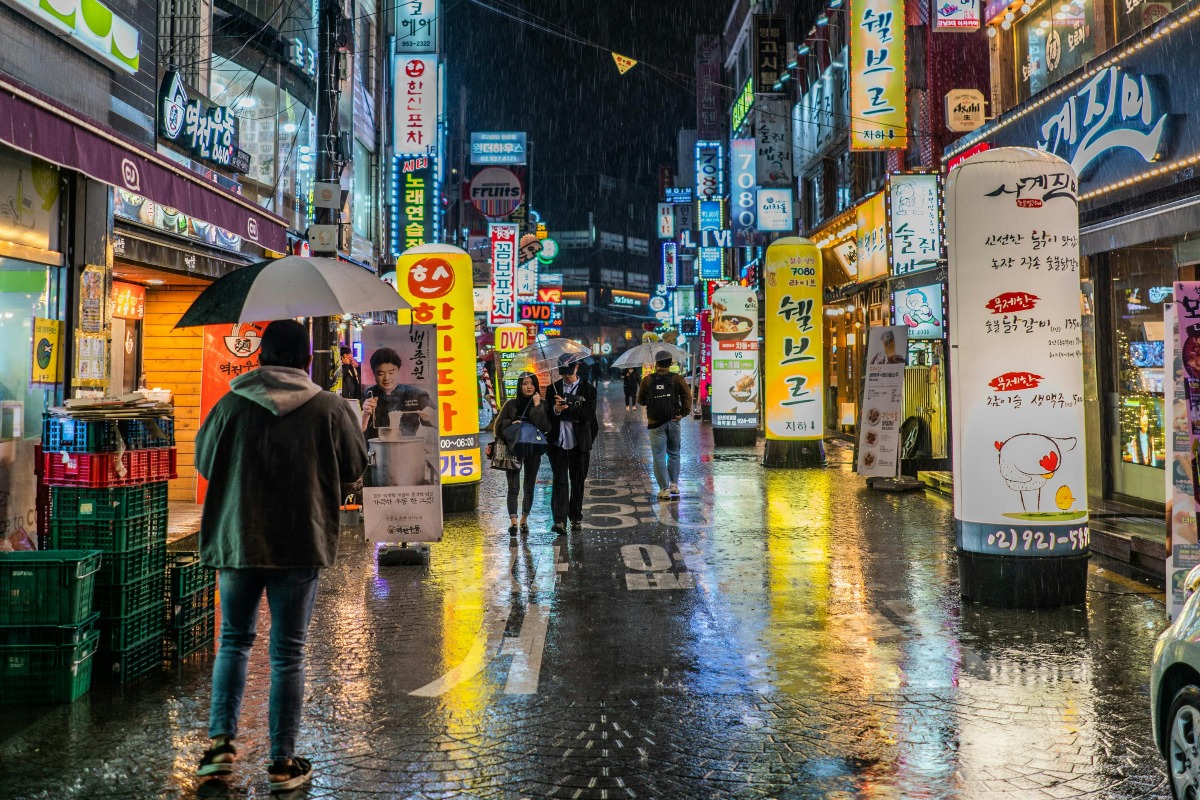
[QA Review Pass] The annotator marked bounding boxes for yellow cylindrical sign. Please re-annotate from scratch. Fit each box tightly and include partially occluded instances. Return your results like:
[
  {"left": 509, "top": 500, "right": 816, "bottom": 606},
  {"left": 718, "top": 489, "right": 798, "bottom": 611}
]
[
  {"left": 494, "top": 323, "right": 528, "bottom": 405},
  {"left": 764, "top": 237, "right": 824, "bottom": 441},
  {"left": 395, "top": 244, "right": 481, "bottom": 485}
]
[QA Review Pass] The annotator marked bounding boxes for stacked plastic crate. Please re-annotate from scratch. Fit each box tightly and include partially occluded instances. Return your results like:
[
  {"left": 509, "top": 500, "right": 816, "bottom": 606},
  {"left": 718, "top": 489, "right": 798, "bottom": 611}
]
[
  {"left": 0, "top": 550, "right": 102, "bottom": 704},
  {"left": 42, "top": 414, "right": 176, "bottom": 684},
  {"left": 168, "top": 552, "right": 217, "bottom": 661}
]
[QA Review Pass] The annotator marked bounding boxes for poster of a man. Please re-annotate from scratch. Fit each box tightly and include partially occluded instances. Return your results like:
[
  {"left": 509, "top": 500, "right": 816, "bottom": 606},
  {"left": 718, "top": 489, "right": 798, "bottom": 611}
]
[{"left": 361, "top": 346, "right": 436, "bottom": 439}]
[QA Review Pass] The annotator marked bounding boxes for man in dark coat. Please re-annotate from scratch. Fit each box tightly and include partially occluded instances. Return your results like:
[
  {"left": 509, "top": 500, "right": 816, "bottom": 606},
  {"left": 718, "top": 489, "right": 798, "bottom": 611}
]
[
  {"left": 194, "top": 320, "right": 367, "bottom": 791},
  {"left": 545, "top": 354, "right": 599, "bottom": 532},
  {"left": 338, "top": 345, "right": 362, "bottom": 401}
]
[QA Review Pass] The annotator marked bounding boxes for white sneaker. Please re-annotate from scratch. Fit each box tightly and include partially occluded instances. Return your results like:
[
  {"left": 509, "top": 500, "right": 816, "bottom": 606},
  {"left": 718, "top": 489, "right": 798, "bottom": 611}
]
[
  {"left": 657, "top": 488, "right": 672, "bottom": 500},
  {"left": 669, "top": 483, "right": 680, "bottom": 497}
]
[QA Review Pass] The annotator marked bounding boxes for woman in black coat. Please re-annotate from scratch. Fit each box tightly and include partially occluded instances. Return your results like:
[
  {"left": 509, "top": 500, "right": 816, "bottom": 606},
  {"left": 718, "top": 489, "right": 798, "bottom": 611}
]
[
  {"left": 494, "top": 372, "right": 550, "bottom": 534},
  {"left": 622, "top": 369, "right": 640, "bottom": 409}
]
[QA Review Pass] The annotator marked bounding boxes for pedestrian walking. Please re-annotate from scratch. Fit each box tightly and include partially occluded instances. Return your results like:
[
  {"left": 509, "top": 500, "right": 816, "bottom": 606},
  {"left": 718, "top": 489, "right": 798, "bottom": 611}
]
[
  {"left": 193, "top": 320, "right": 367, "bottom": 791},
  {"left": 494, "top": 372, "right": 549, "bottom": 535},
  {"left": 337, "top": 345, "right": 361, "bottom": 401},
  {"left": 622, "top": 368, "right": 640, "bottom": 410},
  {"left": 546, "top": 354, "right": 598, "bottom": 533},
  {"left": 638, "top": 351, "right": 692, "bottom": 499}
]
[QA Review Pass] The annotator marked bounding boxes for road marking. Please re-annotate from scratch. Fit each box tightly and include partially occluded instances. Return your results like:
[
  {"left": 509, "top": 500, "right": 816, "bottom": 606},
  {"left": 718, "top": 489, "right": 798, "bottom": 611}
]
[
  {"left": 622, "top": 543, "right": 696, "bottom": 590},
  {"left": 408, "top": 604, "right": 508, "bottom": 696},
  {"left": 502, "top": 603, "right": 549, "bottom": 694}
]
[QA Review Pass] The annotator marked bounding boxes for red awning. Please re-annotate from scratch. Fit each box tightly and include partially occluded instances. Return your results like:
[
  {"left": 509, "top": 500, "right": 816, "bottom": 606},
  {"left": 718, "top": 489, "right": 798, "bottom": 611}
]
[{"left": 0, "top": 75, "right": 287, "bottom": 252}]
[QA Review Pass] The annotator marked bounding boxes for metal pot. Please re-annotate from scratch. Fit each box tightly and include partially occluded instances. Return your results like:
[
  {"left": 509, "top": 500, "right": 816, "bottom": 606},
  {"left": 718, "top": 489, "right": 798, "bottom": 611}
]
[{"left": 368, "top": 437, "right": 427, "bottom": 486}]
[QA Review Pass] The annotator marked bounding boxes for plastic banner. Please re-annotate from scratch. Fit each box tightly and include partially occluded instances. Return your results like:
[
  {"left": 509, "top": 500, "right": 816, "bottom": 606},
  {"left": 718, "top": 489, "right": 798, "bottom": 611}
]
[
  {"left": 1166, "top": 302, "right": 1200, "bottom": 619},
  {"left": 857, "top": 326, "right": 907, "bottom": 477}
]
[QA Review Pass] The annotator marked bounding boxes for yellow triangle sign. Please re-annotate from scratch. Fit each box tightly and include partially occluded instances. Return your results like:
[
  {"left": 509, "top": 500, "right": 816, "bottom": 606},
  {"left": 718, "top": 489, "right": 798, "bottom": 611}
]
[{"left": 612, "top": 53, "right": 638, "bottom": 75}]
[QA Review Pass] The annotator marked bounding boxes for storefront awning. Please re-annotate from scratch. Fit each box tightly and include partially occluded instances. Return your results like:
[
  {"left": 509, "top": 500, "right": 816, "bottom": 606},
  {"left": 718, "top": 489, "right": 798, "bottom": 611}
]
[{"left": 0, "top": 75, "right": 287, "bottom": 252}]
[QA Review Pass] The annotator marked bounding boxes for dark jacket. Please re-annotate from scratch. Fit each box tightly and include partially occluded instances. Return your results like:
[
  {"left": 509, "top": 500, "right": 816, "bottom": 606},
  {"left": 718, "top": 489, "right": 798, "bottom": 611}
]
[
  {"left": 495, "top": 395, "right": 551, "bottom": 439},
  {"left": 545, "top": 378, "right": 599, "bottom": 452},
  {"left": 638, "top": 370, "right": 693, "bottom": 428},
  {"left": 622, "top": 370, "right": 640, "bottom": 395},
  {"left": 196, "top": 366, "right": 368, "bottom": 569},
  {"left": 339, "top": 361, "right": 362, "bottom": 400}
]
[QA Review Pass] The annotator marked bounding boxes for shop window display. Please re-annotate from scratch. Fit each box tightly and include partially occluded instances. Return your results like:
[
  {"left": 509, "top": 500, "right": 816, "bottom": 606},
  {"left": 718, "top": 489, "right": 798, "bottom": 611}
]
[{"left": 1015, "top": 0, "right": 1097, "bottom": 102}]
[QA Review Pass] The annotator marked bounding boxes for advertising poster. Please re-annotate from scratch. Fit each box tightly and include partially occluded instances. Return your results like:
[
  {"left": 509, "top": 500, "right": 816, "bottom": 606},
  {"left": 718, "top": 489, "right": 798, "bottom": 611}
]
[
  {"left": 489, "top": 222, "right": 518, "bottom": 325},
  {"left": 79, "top": 266, "right": 104, "bottom": 333},
  {"left": 31, "top": 318, "right": 62, "bottom": 384},
  {"left": 850, "top": 0, "right": 908, "bottom": 150},
  {"left": 361, "top": 324, "right": 443, "bottom": 543},
  {"left": 857, "top": 326, "right": 908, "bottom": 477},
  {"left": 947, "top": 148, "right": 1088, "bottom": 558},
  {"left": 710, "top": 285, "right": 759, "bottom": 428},
  {"left": 763, "top": 238, "right": 824, "bottom": 441},
  {"left": 893, "top": 283, "right": 945, "bottom": 339},
  {"left": 494, "top": 324, "right": 528, "bottom": 405},
  {"left": 1166, "top": 303, "right": 1200, "bottom": 619},
  {"left": 395, "top": 244, "right": 481, "bottom": 486},
  {"left": 198, "top": 322, "right": 266, "bottom": 502}
]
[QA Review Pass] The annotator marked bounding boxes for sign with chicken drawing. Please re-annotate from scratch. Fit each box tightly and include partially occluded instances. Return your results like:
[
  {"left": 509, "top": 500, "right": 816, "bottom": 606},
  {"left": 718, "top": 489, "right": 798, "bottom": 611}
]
[
  {"left": 709, "top": 285, "right": 759, "bottom": 429},
  {"left": 947, "top": 148, "right": 1088, "bottom": 557}
]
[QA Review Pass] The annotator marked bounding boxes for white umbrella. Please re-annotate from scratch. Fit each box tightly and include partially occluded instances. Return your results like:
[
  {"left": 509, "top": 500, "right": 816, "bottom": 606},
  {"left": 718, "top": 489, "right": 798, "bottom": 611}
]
[
  {"left": 611, "top": 342, "right": 691, "bottom": 370},
  {"left": 501, "top": 338, "right": 592, "bottom": 383},
  {"left": 176, "top": 255, "right": 410, "bottom": 327}
]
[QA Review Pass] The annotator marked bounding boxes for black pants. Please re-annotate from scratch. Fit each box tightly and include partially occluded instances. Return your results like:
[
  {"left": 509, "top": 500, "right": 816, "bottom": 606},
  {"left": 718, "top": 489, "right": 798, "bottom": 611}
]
[
  {"left": 505, "top": 454, "right": 542, "bottom": 517},
  {"left": 623, "top": 388, "right": 637, "bottom": 407},
  {"left": 548, "top": 445, "right": 589, "bottom": 523}
]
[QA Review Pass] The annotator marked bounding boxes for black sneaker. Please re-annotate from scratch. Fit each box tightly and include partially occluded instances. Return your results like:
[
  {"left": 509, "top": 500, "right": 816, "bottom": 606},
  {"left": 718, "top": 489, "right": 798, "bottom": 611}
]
[
  {"left": 268, "top": 756, "right": 313, "bottom": 792},
  {"left": 551, "top": 522, "right": 567, "bottom": 534},
  {"left": 570, "top": 519, "right": 583, "bottom": 531},
  {"left": 508, "top": 524, "right": 519, "bottom": 535}
]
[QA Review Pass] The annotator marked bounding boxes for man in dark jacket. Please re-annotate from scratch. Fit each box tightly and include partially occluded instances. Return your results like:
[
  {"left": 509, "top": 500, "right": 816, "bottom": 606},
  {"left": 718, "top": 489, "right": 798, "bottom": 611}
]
[
  {"left": 545, "top": 354, "right": 598, "bottom": 532},
  {"left": 338, "top": 345, "right": 361, "bottom": 401},
  {"left": 638, "top": 351, "right": 693, "bottom": 500},
  {"left": 194, "top": 320, "right": 367, "bottom": 792}
]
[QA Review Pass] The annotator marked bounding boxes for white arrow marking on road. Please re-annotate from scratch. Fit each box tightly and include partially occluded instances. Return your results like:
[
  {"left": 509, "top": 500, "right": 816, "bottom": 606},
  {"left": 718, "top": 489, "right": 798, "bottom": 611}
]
[
  {"left": 408, "top": 604, "right": 509, "bottom": 696},
  {"left": 502, "top": 603, "right": 549, "bottom": 694}
]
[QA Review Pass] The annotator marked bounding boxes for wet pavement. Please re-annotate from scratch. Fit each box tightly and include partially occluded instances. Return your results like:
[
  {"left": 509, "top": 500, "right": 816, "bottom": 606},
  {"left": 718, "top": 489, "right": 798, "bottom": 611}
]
[{"left": 0, "top": 385, "right": 1174, "bottom": 799}]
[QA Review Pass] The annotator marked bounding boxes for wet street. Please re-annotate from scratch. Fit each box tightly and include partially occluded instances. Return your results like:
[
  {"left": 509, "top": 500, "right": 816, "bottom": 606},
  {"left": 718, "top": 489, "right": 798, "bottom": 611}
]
[{"left": 0, "top": 385, "right": 1173, "bottom": 799}]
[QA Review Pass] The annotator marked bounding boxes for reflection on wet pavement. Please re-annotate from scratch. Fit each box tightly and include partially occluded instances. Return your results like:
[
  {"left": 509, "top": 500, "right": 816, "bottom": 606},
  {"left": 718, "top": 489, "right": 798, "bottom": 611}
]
[{"left": 0, "top": 386, "right": 1171, "bottom": 798}]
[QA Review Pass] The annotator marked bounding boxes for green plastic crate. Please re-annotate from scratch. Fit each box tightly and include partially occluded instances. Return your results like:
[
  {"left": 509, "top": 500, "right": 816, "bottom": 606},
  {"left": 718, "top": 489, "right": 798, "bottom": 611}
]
[
  {"left": 96, "top": 541, "right": 167, "bottom": 586},
  {"left": 99, "top": 603, "right": 167, "bottom": 651},
  {"left": 98, "top": 629, "right": 165, "bottom": 685},
  {"left": 168, "top": 552, "right": 215, "bottom": 599},
  {"left": 50, "top": 511, "right": 168, "bottom": 553},
  {"left": 0, "top": 550, "right": 101, "bottom": 626},
  {"left": 0, "top": 628, "right": 99, "bottom": 704},
  {"left": 168, "top": 609, "right": 215, "bottom": 661},
  {"left": 50, "top": 483, "right": 169, "bottom": 523},
  {"left": 0, "top": 613, "right": 98, "bottom": 647},
  {"left": 94, "top": 573, "right": 166, "bottom": 619},
  {"left": 170, "top": 584, "right": 216, "bottom": 629}
]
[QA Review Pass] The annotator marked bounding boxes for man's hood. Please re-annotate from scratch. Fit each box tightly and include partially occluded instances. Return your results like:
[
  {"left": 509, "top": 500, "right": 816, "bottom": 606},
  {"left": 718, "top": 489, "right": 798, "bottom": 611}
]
[{"left": 229, "top": 366, "right": 322, "bottom": 416}]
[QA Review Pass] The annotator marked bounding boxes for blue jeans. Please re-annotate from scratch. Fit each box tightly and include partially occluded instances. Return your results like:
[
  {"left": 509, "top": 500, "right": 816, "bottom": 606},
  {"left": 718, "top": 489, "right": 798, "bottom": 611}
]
[
  {"left": 648, "top": 419, "right": 681, "bottom": 490},
  {"left": 208, "top": 567, "right": 320, "bottom": 760}
]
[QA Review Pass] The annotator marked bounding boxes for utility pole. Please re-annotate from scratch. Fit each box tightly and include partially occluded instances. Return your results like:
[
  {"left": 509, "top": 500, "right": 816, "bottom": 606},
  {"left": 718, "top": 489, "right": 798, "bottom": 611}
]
[{"left": 312, "top": 0, "right": 344, "bottom": 388}]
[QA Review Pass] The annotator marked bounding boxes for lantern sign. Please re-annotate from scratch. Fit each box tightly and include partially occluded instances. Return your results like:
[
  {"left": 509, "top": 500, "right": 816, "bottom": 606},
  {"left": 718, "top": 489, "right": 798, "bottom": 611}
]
[
  {"left": 710, "top": 285, "right": 760, "bottom": 429},
  {"left": 850, "top": 0, "right": 908, "bottom": 150},
  {"left": 947, "top": 147, "right": 1087, "bottom": 606},
  {"left": 488, "top": 223, "right": 519, "bottom": 325},
  {"left": 763, "top": 238, "right": 824, "bottom": 442},
  {"left": 395, "top": 244, "right": 481, "bottom": 487}
]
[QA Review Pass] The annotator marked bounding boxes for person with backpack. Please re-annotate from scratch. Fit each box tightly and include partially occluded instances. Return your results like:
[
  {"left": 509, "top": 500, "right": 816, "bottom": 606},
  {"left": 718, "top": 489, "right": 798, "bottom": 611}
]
[
  {"left": 638, "top": 351, "right": 692, "bottom": 499},
  {"left": 622, "top": 368, "right": 640, "bottom": 410},
  {"left": 493, "top": 372, "right": 550, "bottom": 535}
]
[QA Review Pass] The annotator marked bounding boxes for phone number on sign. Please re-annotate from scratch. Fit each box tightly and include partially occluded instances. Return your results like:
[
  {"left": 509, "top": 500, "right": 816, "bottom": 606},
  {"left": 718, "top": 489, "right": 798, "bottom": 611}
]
[{"left": 987, "top": 527, "right": 1089, "bottom": 552}]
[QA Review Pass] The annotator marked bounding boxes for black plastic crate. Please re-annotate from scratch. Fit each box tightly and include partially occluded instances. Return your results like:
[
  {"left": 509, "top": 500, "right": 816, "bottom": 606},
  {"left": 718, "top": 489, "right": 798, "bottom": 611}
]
[
  {"left": 99, "top": 603, "right": 167, "bottom": 651},
  {"left": 96, "top": 541, "right": 167, "bottom": 586},
  {"left": 50, "top": 510, "right": 168, "bottom": 554},
  {"left": 97, "top": 630, "right": 165, "bottom": 685},
  {"left": 168, "top": 552, "right": 216, "bottom": 600},
  {"left": 168, "top": 609, "right": 216, "bottom": 661},
  {"left": 42, "top": 417, "right": 175, "bottom": 454},
  {"left": 93, "top": 574, "right": 166, "bottom": 619}
]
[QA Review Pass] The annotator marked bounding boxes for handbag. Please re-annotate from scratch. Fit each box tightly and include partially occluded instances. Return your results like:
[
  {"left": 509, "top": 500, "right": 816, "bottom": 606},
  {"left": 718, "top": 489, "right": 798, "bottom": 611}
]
[
  {"left": 489, "top": 437, "right": 521, "bottom": 471},
  {"left": 501, "top": 405, "right": 547, "bottom": 458}
]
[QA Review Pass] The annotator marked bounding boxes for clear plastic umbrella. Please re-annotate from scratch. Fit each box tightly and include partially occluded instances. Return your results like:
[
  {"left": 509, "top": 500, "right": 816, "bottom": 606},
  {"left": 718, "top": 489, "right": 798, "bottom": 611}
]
[
  {"left": 501, "top": 338, "right": 592, "bottom": 384},
  {"left": 611, "top": 342, "right": 691, "bottom": 370}
]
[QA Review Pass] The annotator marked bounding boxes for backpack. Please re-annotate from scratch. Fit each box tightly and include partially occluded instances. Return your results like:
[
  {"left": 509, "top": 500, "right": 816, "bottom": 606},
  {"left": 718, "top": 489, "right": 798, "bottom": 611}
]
[{"left": 646, "top": 373, "right": 681, "bottom": 421}]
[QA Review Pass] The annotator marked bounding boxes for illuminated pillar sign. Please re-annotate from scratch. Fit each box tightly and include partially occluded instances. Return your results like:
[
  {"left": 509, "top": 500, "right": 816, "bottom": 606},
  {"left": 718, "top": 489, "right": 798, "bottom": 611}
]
[
  {"left": 695, "top": 141, "right": 725, "bottom": 201},
  {"left": 730, "top": 138, "right": 757, "bottom": 246},
  {"left": 488, "top": 223, "right": 518, "bottom": 325},
  {"left": 764, "top": 237, "right": 824, "bottom": 442},
  {"left": 391, "top": 153, "right": 435, "bottom": 258},
  {"left": 888, "top": 173, "right": 941, "bottom": 275},
  {"left": 662, "top": 241, "right": 678, "bottom": 288},
  {"left": 850, "top": 0, "right": 908, "bottom": 150}
]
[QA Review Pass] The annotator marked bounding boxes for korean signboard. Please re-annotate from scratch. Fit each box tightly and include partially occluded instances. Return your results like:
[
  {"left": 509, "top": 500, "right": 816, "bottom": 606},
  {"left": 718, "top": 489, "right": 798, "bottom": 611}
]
[
  {"left": 488, "top": 223, "right": 519, "bottom": 325},
  {"left": 947, "top": 148, "right": 1087, "bottom": 560},
  {"left": 470, "top": 131, "right": 526, "bottom": 165},
  {"left": 360, "top": 324, "right": 443, "bottom": 543},
  {"left": 199, "top": 322, "right": 266, "bottom": 502},
  {"left": 795, "top": 55, "right": 848, "bottom": 165},
  {"left": 893, "top": 283, "right": 945, "bottom": 339},
  {"left": 757, "top": 188, "right": 793, "bottom": 232},
  {"left": 857, "top": 326, "right": 908, "bottom": 477},
  {"left": 698, "top": 310, "right": 713, "bottom": 407},
  {"left": 160, "top": 72, "right": 249, "bottom": 172},
  {"left": 753, "top": 15, "right": 788, "bottom": 94},
  {"left": 855, "top": 192, "right": 888, "bottom": 281},
  {"left": 850, "top": 0, "right": 908, "bottom": 150},
  {"left": 395, "top": 244, "right": 481, "bottom": 486},
  {"left": 393, "top": 56, "right": 437, "bottom": 153},
  {"left": 934, "top": 0, "right": 981, "bottom": 31},
  {"left": 888, "top": 173, "right": 941, "bottom": 276},
  {"left": 755, "top": 96, "right": 793, "bottom": 187},
  {"left": 696, "top": 34, "right": 723, "bottom": 140},
  {"left": 695, "top": 141, "right": 724, "bottom": 201},
  {"left": 495, "top": 323, "right": 528, "bottom": 405},
  {"left": 1166, "top": 304, "right": 1200, "bottom": 619},
  {"left": 658, "top": 202, "right": 676, "bottom": 239},
  {"left": 710, "top": 285, "right": 760, "bottom": 429},
  {"left": 111, "top": 282, "right": 145, "bottom": 320},
  {"left": 730, "top": 139, "right": 757, "bottom": 246},
  {"left": 662, "top": 242, "right": 678, "bottom": 287},
  {"left": 764, "top": 238, "right": 824, "bottom": 442},
  {"left": 397, "top": 0, "right": 438, "bottom": 52},
  {"left": 395, "top": 154, "right": 434, "bottom": 254},
  {"left": 697, "top": 199, "right": 724, "bottom": 280},
  {"left": 469, "top": 167, "right": 524, "bottom": 218}
]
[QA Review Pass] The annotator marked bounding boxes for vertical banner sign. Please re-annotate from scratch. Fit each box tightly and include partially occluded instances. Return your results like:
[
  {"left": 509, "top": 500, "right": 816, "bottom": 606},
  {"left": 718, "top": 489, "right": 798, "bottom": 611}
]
[
  {"left": 753, "top": 15, "right": 788, "bottom": 94},
  {"left": 850, "top": 0, "right": 908, "bottom": 150},
  {"left": 855, "top": 192, "right": 889, "bottom": 281},
  {"left": 393, "top": 55, "right": 437, "bottom": 153},
  {"left": 198, "top": 322, "right": 267, "bottom": 503},
  {"left": 947, "top": 148, "right": 1088, "bottom": 559},
  {"left": 488, "top": 223, "right": 518, "bottom": 325},
  {"left": 697, "top": 199, "right": 725, "bottom": 280},
  {"left": 657, "top": 203, "right": 675, "bottom": 239},
  {"left": 695, "top": 35, "right": 723, "bottom": 140},
  {"left": 395, "top": 154, "right": 433, "bottom": 253},
  {"left": 888, "top": 173, "right": 941, "bottom": 275},
  {"left": 731, "top": 139, "right": 757, "bottom": 246},
  {"left": 395, "top": 244, "right": 481, "bottom": 486},
  {"left": 695, "top": 141, "right": 724, "bottom": 201},
  {"left": 495, "top": 323, "right": 528, "bottom": 405},
  {"left": 662, "top": 242, "right": 678, "bottom": 287},
  {"left": 361, "top": 324, "right": 443, "bottom": 543},
  {"left": 857, "top": 326, "right": 908, "bottom": 477},
  {"left": 764, "top": 238, "right": 824, "bottom": 441},
  {"left": 396, "top": 0, "right": 438, "bottom": 52},
  {"left": 710, "top": 285, "right": 760, "bottom": 429},
  {"left": 755, "top": 96, "right": 794, "bottom": 187},
  {"left": 1166, "top": 303, "right": 1200, "bottom": 619},
  {"left": 699, "top": 310, "right": 713, "bottom": 407}
]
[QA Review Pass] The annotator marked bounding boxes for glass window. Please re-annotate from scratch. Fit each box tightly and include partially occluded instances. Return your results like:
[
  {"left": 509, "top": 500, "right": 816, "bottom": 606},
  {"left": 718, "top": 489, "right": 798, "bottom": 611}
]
[
  {"left": 352, "top": 140, "right": 374, "bottom": 239},
  {"left": 1015, "top": 0, "right": 1097, "bottom": 102},
  {"left": 0, "top": 257, "right": 61, "bottom": 438},
  {"left": 1114, "top": 0, "right": 1174, "bottom": 44}
]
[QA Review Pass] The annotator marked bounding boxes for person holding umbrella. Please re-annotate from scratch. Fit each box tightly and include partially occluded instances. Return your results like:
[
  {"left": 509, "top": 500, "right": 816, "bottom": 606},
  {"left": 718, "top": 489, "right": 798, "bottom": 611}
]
[
  {"left": 546, "top": 353, "right": 598, "bottom": 532},
  {"left": 494, "top": 372, "right": 550, "bottom": 534}
]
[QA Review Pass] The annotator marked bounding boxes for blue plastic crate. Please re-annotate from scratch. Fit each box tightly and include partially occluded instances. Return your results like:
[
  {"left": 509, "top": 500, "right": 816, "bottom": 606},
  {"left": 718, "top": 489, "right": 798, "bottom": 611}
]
[{"left": 42, "top": 417, "right": 175, "bottom": 454}]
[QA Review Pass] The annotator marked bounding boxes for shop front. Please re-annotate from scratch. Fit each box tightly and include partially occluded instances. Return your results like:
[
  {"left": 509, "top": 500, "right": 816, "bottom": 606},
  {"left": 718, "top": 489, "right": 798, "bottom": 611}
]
[{"left": 946, "top": 1, "right": 1200, "bottom": 508}]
